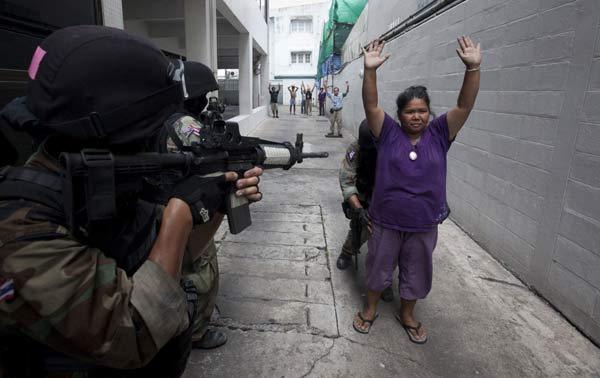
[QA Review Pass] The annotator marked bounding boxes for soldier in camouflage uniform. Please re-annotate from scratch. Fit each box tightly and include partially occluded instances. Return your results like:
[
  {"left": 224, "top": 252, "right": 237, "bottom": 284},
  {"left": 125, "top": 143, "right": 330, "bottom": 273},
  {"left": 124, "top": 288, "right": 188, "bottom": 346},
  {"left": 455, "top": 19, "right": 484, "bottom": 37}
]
[
  {"left": 0, "top": 26, "right": 262, "bottom": 377},
  {"left": 338, "top": 120, "right": 394, "bottom": 302},
  {"left": 165, "top": 108, "right": 228, "bottom": 349}
]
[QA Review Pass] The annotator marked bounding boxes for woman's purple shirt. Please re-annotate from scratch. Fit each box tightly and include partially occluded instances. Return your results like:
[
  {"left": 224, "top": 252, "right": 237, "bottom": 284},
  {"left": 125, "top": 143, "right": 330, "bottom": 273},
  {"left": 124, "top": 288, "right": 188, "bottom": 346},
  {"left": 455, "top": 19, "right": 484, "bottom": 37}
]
[{"left": 369, "top": 112, "right": 452, "bottom": 232}]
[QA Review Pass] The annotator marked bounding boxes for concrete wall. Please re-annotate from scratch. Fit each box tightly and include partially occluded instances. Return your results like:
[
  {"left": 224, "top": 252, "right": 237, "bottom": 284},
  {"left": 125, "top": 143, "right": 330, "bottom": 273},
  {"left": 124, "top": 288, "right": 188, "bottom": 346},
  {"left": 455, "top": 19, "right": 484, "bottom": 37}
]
[
  {"left": 229, "top": 105, "right": 267, "bottom": 136},
  {"left": 334, "top": 0, "right": 600, "bottom": 343},
  {"left": 217, "top": 0, "right": 268, "bottom": 52}
]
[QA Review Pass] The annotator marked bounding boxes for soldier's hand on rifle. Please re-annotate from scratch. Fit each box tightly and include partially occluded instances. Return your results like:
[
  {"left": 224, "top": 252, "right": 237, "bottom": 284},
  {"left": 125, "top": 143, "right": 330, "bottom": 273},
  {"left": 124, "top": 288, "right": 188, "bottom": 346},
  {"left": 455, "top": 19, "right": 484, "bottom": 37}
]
[
  {"left": 356, "top": 207, "right": 372, "bottom": 235},
  {"left": 170, "top": 174, "right": 231, "bottom": 225},
  {"left": 234, "top": 166, "right": 263, "bottom": 202}
]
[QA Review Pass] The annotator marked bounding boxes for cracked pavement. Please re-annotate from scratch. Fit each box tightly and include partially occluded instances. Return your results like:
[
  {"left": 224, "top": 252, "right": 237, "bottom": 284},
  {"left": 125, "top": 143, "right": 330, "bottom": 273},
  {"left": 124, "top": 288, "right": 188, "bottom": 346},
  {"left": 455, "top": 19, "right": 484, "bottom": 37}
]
[{"left": 183, "top": 113, "right": 600, "bottom": 377}]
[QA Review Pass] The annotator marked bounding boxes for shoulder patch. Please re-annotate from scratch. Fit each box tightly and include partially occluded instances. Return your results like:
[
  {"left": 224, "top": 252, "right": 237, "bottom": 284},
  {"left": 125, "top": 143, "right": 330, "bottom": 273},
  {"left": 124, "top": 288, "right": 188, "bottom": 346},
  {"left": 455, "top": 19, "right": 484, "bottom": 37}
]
[
  {"left": 347, "top": 150, "right": 356, "bottom": 162},
  {"left": 175, "top": 115, "right": 203, "bottom": 138},
  {"left": 0, "top": 278, "right": 15, "bottom": 302},
  {"left": 168, "top": 115, "right": 205, "bottom": 151}
]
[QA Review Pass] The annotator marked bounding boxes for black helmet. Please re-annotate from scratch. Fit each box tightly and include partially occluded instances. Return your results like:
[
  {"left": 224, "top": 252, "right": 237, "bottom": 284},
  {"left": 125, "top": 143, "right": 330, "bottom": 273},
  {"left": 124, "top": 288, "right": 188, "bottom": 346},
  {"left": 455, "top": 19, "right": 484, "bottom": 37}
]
[
  {"left": 180, "top": 60, "right": 218, "bottom": 99},
  {"left": 25, "top": 25, "right": 184, "bottom": 145},
  {"left": 172, "top": 60, "right": 219, "bottom": 116},
  {"left": 358, "top": 119, "right": 374, "bottom": 149}
]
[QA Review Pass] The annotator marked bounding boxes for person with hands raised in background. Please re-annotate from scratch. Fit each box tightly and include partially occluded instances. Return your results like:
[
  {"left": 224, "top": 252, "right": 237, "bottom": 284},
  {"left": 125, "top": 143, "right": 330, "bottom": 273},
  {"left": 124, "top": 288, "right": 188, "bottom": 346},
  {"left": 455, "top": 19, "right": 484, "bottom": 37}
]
[
  {"left": 353, "top": 36, "right": 481, "bottom": 344},
  {"left": 324, "top": 78, "right": 350, "bottom": 137}
]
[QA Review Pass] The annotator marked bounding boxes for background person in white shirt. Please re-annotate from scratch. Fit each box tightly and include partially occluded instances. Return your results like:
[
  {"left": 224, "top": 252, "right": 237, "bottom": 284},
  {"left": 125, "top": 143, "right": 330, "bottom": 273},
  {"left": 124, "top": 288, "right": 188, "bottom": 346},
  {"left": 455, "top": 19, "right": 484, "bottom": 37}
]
[{"left": 324, "top": 79, "right": 349, "bottom": 137}]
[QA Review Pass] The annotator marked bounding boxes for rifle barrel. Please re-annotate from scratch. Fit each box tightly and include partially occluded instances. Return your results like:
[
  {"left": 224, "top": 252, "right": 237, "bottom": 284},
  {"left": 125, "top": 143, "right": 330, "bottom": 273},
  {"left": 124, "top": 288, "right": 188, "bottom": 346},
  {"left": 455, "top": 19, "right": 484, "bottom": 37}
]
[{"left": 301, "top": 152, "right": 329, "bottom": 158}]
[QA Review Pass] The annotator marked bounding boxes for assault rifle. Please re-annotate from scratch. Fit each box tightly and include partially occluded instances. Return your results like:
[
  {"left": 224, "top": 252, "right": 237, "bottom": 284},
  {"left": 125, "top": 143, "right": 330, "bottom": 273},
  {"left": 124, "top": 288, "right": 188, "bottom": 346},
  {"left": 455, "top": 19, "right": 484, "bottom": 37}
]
[
  {"left": 342, "top": 201, "right": 364, "bottom": 271},
  {"left": 60, "top": 115, "right": 329, "bottom": 236}
]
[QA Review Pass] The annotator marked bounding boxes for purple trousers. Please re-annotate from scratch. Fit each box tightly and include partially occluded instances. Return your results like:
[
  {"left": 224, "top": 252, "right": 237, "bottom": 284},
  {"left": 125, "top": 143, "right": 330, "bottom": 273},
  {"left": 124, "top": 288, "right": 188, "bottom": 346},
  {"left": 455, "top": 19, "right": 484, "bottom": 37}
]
[{"left": 366, "top": 223, "right": 438, "bottom": 300}]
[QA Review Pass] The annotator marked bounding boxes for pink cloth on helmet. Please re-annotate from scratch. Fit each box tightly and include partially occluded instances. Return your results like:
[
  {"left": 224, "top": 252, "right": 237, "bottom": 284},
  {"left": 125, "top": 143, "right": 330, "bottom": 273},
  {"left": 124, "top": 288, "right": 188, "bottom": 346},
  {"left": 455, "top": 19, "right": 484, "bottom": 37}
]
[{"left": 28, "top": 46, "right": 46, "bottom": 80}]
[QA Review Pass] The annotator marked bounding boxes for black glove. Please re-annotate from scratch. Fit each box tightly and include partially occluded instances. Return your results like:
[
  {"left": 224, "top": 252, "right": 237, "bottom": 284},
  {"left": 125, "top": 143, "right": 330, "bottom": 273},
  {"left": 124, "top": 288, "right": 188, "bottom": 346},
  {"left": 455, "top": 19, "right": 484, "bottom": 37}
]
[
  {"left": 170, "top": 175, "right": 228, "bottom": 224},
  {"left": 355, "top": 207, "right": 371, "bottom": 228}
]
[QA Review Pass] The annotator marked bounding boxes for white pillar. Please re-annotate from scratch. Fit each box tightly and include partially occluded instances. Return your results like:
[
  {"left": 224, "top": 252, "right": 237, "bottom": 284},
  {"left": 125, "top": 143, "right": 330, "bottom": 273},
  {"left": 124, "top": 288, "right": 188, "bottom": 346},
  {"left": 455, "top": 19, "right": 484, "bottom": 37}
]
[
  {"left": 253, "top": 66, "right": 260, "bottom": 108},
  {"left": 184, "top": 0, "right": 217, "bottom": 70},
  {"left": 259, "top": 53, "right": 269, "bottom": 107},
  {"left": 101, "top": 0, "right": 124, "bottom": 29},
  {"left": 239, "top": 33, "right": 253, "bottom": 115}
]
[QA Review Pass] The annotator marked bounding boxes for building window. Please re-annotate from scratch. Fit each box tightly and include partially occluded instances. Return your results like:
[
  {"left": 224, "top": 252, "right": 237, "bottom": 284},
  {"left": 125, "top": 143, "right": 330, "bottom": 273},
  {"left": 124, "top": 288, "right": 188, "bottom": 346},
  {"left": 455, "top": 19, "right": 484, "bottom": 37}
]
[
  {"left": 291, "top": 51, "right": 311, "bottom": 64},
  {"left": 290, "top": 18, "right": 312, "bottom": 33}
]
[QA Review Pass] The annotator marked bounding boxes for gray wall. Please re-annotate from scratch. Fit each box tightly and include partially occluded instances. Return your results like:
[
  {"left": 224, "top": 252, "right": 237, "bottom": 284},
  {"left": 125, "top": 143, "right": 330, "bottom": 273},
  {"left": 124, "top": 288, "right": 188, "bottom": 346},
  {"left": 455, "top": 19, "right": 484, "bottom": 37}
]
[{"left": 335, "top": 0, "right": 600, "bottom": 343}]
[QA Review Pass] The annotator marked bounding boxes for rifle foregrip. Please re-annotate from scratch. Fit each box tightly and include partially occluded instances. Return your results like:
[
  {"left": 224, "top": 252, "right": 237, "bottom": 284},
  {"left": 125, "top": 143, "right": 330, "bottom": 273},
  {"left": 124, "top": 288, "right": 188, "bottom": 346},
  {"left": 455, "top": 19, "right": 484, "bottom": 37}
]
[{"left": 260, "top": 145, "right": 292, "bottom": 167}]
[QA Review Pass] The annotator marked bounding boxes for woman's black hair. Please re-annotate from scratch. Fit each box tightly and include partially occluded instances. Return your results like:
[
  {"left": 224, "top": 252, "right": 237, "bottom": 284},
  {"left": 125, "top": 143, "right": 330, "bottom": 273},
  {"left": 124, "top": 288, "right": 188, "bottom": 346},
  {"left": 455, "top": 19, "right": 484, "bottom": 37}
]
[{"left": 396, "top": 85, "right": 431, "bottom": 113}]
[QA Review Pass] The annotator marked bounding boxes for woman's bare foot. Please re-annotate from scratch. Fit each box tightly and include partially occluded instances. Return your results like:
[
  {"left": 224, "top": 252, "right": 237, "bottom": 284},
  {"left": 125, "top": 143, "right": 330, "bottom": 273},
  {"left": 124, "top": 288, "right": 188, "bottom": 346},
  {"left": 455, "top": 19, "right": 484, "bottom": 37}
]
[
  {"left": 397, "top": 313, "right": 427, "bottom": 343},
  {"left": 352, "top": 308, "right": 378, "bottom": 334}
]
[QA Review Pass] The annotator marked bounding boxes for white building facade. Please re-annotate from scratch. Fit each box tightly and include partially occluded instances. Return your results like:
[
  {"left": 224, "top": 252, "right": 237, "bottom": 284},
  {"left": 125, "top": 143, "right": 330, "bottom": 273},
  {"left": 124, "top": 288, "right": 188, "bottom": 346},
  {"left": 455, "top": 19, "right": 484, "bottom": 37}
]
[
  {"left": 100, "top": 0, "right": 269, "bottom": 135},
  {"left": 268, "top": 0, "right": 329, "bottom": 106}
]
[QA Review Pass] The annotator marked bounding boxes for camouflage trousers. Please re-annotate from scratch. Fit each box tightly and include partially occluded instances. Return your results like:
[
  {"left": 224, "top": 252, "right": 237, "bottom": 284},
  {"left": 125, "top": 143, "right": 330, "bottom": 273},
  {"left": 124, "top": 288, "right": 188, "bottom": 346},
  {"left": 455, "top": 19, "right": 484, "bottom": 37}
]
[{"left": 183, "top": 239, "right": 219, "bottom": 341}]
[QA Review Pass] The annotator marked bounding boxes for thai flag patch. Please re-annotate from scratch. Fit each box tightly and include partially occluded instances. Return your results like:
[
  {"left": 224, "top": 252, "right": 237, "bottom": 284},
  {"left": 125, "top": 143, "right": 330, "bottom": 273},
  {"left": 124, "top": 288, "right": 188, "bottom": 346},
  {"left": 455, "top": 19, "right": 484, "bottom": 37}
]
[
  {"left": 0, "top": 278, "right": 15, "bottom": 302},
  {"left": 347, "top": 150, "right": 356, "bottom": 162},
  {"left": 185, "top": 124, "right": 201, "bottom": 137}
]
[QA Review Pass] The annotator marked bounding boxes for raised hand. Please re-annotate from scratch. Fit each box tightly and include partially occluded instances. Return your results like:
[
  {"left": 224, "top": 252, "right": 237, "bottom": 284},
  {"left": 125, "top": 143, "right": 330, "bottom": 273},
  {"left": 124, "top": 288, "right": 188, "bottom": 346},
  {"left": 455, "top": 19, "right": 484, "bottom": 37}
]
[
  {"left": 361, "top": 39, "right": 390, "bottom": 70},
  {"left": 456, "top": 36, "right": 482, "bottom": 69}
]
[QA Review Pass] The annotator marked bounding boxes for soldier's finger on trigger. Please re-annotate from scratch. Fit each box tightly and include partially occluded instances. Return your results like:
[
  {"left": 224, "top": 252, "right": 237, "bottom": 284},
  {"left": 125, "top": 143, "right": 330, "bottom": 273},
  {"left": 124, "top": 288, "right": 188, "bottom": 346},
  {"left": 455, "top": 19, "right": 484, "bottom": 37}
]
[
  {"left": 246, "top": 166, "right": 263, "bottom": 177},
  {"left": 224, "top": 172, "right": 238, "bottom": 182}
]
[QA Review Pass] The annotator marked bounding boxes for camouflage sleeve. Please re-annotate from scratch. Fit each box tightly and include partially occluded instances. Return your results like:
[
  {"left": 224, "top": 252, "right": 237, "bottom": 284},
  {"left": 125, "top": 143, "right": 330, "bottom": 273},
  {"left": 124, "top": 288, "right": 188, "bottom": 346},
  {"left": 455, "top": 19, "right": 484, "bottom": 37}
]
[
  {"left": 166, "top": 114, "right": 203, "bottom": 151},
  {"left": 0, "top": 235, "right": 188, "bottom": 369},
  {"left": 339, "top": 142, "right": 360, "bottom": 202}
]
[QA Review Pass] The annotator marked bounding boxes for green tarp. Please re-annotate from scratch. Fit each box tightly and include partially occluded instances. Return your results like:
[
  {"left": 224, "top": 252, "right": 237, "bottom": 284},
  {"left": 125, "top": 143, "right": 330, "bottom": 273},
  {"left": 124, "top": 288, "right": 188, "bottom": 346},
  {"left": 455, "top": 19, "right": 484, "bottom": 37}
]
[{"left": 317, "top": 0, "right": 367, "bottom": 68}]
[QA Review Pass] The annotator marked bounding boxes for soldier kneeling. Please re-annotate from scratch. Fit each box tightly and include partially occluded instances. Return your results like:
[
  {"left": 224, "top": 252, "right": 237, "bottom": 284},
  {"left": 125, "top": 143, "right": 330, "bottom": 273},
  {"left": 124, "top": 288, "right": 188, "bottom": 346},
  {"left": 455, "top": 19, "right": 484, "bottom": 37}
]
[{"left": 0, "top": 26, "right": 261, "bottom": 377}]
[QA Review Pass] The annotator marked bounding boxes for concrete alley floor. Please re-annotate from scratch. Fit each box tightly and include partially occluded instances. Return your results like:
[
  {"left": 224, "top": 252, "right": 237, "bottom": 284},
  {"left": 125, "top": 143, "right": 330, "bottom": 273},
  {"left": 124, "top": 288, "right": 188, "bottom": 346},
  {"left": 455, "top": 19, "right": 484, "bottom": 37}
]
[{"left": 184, "top": 111, "right": 600, "bottom": 377}]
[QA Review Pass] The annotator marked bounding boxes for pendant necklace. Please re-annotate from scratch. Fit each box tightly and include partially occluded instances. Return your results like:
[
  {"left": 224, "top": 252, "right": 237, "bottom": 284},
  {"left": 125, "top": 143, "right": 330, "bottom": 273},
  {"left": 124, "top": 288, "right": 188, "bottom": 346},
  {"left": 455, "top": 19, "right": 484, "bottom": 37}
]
[
  {"left": 409, "top": 149, "right": 417, "bottom": 161},
  {"left": 409, "top": 136, "right": 421, "bottom": 161}
]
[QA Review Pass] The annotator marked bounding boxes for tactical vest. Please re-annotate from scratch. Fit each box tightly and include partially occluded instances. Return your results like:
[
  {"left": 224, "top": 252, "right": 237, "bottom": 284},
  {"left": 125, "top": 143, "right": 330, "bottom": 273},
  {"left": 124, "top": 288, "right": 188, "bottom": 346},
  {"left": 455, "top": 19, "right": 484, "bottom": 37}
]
[
  {"left": 0, "top": 166, "right": 196, "bottom": 378},
  {"left": 0, "top": 165, "right": 160, "bottom": 275}
]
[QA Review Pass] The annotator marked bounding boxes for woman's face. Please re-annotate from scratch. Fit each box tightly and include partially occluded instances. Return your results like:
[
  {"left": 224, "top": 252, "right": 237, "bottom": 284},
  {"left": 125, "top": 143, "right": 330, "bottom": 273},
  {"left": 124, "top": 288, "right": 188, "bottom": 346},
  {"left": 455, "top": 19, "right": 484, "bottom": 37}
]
[{"left": 398, "top": 98, "right": 430, "bottom": 136}]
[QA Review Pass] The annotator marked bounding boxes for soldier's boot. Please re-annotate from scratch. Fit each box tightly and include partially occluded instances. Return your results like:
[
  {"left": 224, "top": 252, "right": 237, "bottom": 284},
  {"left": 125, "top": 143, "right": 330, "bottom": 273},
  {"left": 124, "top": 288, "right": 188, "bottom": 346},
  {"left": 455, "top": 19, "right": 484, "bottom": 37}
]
[
  {"left": 192, "top": 328, "right": 227, "bottom": 350},
  {"left": 336, "top": 251, "right": 353, "bottom": 270},
  {"left": 381, "top": 286, "right": 394, "bottom": 303}
]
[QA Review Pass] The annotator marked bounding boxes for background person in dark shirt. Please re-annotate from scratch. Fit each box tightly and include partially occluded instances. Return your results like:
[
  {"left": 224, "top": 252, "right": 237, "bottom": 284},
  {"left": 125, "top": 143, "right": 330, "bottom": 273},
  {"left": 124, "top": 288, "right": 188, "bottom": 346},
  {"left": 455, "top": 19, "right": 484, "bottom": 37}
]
[
  {"left": 303, "top": 82, "right": 315, "bottom": 116},
  {"left": 318, "top": 87, "right": 327, "bottom": 116},
  {"left": 269, "top": 84, "right": 281, "bottom": 118}
]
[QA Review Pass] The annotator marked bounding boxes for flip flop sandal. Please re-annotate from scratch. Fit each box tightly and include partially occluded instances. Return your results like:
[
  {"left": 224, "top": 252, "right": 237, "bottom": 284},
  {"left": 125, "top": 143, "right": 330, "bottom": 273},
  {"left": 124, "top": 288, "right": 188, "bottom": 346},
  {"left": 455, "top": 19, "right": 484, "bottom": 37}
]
[
  {"left": 395, "top": 314, "right": 428, "bottom": 344},
  {"left": 352, "top": 312, "right": 379, "bottom": 334}
]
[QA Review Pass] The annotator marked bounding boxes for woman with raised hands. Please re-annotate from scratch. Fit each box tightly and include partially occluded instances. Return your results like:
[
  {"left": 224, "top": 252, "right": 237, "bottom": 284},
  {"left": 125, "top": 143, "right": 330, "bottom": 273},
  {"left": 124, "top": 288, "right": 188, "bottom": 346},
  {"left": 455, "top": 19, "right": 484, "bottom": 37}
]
[{"left": 353, "top": 36, "right": 481, "bottom": 344}]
